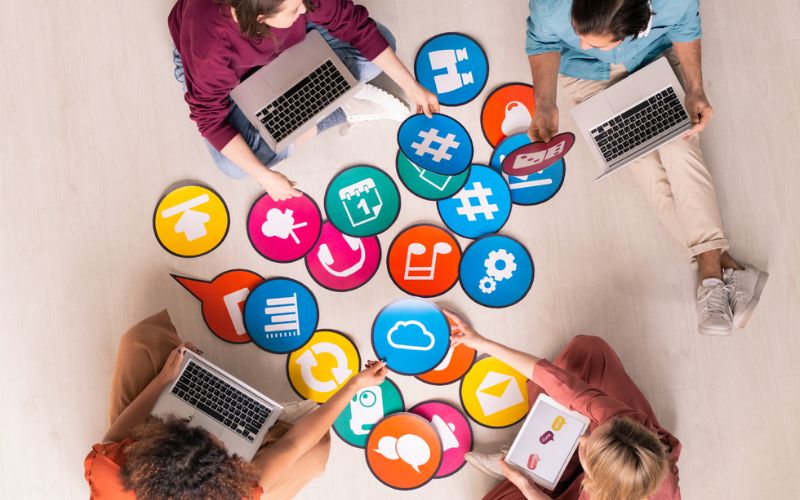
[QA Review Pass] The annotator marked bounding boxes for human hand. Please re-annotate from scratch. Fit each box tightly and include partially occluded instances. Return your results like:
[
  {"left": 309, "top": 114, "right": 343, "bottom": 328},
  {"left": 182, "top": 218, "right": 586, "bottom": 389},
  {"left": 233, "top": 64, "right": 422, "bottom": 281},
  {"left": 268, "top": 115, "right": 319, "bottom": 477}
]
[
  {"left": 442, "top": 309, "right": 486, "bottom": 350},
  {"left": 683, "top": 89, "right": 714, "bottom": 138},
  {"left": 350, "top": 360, "right": 388, "bottom": 390},
  {"left": 499, "top": 457, "right": 547, "bottom": 499},
  {"left": 156, "top": 342, "right": 202, "bottom": 385},
  {"left": 528, "top": 103, "right": 559, "bottom": 143},
  {"left": 256, "top": 169, "right": 301, "bottom": 201},
  {"left": 407, "top": 84, "right": 440, "bottom": 118}
]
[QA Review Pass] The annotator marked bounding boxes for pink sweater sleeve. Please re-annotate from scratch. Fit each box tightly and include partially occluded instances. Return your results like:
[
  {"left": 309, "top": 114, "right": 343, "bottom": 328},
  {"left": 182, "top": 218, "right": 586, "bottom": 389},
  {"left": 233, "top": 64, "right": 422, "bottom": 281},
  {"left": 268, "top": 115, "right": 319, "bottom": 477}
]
[
  {"left": 532, "top": 359, "right": 653, "bottom": 426},
  {"left": 307, "top": 0, "right": 390, "bottom": 60}
]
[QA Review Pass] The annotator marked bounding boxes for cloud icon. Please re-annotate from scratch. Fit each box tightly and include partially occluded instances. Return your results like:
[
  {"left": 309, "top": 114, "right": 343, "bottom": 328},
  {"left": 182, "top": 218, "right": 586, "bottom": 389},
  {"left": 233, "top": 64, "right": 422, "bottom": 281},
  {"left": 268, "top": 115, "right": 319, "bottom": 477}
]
[{"left": 387, "top": 320, "right": 436, "bottom": 351}]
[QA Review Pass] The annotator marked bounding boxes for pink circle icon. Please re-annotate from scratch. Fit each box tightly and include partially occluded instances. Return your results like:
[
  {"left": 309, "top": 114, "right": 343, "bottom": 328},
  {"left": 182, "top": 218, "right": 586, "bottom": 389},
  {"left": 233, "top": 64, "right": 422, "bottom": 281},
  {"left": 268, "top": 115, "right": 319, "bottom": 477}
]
[
  {"left": 247, "top": 193, "right": 322, "bottom": 263},
  {"left": 410, "top": 401, "right": 473, "bottom": 478},
  {"left": 305, "top": 221, "right": 381, "bottom": 291}
]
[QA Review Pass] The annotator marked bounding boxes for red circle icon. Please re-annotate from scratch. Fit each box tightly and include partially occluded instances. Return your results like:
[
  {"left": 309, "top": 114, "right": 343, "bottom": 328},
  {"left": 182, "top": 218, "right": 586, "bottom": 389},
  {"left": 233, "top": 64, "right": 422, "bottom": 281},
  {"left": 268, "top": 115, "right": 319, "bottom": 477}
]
[
  {"left": 387, "top": 224, "right": 461, "bottom": 298},
  {"left": 416, "top": 318, "right": 476, "bottom": 385},
  {"left": 366, "top": 412, "right": 443, "bottom": 490},
  {"left": 481, "top": 83, "right": 536, "bottom": 147},
  {"left": 501, "top": 132, "right": 575, "bottom": 176},
  {"left": 305, "top": 221, "right": 381, "bottom": 291}
]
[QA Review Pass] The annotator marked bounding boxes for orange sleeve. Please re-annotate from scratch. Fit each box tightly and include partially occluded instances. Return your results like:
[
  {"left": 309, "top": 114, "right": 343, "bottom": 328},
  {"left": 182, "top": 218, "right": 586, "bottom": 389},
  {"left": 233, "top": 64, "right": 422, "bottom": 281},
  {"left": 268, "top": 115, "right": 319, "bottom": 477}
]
[{"left": 84, "top": 441, "right": 137, "bottom": 499}]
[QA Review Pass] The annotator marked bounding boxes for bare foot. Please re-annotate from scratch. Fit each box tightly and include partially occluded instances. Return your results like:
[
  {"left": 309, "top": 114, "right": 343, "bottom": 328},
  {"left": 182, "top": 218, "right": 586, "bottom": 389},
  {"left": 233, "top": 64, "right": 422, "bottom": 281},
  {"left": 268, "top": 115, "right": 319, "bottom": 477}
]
[{"left": 721, "top": 251, "right": 744, "bottom": 270}]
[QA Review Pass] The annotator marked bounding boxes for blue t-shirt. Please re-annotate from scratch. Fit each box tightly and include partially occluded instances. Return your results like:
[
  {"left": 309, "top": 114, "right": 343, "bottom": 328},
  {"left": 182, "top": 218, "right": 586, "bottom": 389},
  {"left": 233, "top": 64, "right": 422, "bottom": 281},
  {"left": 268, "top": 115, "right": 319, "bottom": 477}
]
[{"left": 526, "top": 0, "right": 701, "bottom": 80}]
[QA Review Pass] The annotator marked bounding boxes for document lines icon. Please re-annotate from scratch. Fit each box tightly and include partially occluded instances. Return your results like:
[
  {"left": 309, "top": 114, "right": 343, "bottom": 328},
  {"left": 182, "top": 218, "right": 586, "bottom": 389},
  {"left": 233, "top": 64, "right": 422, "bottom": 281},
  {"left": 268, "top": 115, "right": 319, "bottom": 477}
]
[{"left": 263, "top": 294, "right": 301, "bottom": 339}]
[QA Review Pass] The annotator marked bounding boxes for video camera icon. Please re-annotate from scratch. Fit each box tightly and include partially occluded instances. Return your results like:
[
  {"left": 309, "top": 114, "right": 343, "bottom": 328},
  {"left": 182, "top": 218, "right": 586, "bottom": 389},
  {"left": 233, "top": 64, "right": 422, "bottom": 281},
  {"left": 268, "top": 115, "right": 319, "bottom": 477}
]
[{"left": 428, "top": 48, "right": 474, "bottom": 94}]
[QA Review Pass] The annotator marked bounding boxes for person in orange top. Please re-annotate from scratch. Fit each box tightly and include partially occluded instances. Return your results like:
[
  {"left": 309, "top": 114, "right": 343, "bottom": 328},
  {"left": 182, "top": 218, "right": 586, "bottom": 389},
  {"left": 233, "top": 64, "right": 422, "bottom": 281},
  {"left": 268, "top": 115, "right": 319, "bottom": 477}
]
[
  {"left": 84, "top": 310, "right": 387, "bottom": 499},
  {"left": 444, "top": 310, "right": 682, "bottom": 500}
]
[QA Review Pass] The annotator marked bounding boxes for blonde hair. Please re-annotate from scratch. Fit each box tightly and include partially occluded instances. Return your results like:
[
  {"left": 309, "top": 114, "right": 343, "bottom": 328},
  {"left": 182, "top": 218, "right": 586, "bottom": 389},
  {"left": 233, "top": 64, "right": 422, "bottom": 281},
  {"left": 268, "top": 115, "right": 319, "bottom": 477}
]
[{"left": 581, "top": 417, "right": 668, "bottom": 500}]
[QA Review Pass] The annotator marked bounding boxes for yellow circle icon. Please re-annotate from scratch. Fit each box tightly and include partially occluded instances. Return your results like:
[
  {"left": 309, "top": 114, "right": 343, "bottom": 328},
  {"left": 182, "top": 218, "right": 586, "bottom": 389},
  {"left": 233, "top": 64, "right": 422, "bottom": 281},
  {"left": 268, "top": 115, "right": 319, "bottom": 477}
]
[
  {"left": 153, "top": 185, "right": 229, "bottom": 257},
  {"left": 287, "top": 330, "right": 361, "bottom": 403},
  {"left": 460, "top": 356, "right": 529, "bottom": 428}
]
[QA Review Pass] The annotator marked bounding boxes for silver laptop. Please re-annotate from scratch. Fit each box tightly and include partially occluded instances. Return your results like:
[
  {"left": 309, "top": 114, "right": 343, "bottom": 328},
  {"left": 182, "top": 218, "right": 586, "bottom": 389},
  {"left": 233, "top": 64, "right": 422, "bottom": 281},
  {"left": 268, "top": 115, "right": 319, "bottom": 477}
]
[
  {"left": 570, "top": 57, "right": 692, "bottom": 181},
  {"left": 151, "top": 350, "right": 282, "bottom": 461},
  {"left": 230, "top": 29, "right": 362, "bottom": 151}
]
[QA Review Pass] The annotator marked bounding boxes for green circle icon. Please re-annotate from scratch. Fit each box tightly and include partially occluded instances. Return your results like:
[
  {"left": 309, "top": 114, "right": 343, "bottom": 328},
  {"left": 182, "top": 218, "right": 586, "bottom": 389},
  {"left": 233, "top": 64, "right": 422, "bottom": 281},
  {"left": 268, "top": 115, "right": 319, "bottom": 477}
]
[
  {"left": 325, "top": 165, "right": 401, "bottom": 237},
  {"left": 332, "top": 378, "right": 404, "bottom": 448},
  {"left": 396, "top": 150, "right": 470, "bottom": 200}
]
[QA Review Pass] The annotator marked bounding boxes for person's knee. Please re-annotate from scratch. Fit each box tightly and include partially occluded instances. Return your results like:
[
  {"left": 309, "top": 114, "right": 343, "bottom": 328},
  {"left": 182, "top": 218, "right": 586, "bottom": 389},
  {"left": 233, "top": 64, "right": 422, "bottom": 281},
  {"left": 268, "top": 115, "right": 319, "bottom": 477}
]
[{"left": 566, "top": 335, "right": 615, "bottom": 357}]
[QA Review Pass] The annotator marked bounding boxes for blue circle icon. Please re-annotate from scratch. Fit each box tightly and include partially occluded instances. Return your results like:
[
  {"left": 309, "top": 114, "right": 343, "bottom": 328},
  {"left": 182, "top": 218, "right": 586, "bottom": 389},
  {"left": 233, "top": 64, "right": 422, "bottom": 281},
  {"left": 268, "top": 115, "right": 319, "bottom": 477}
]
[
  {"left": 437, "top": 165, "right": 511, "bottom": 239},
  {"left": 372, "top": 299, "right": 450, "bottom": 375},
  {"left": 460, "top": 235, "right": 534, "bottom": 308},
  {"left": 415, "top": 32, "right": 489, "bottom": 106},
  {"left": 398, "top": 113, "right": 473, "bottom": 175},
  {"left": 243, "top": 278, "right": 318, "bottom": 353},
  {"left": 490, "top": 134, "right": 566, "bottom": 206}
]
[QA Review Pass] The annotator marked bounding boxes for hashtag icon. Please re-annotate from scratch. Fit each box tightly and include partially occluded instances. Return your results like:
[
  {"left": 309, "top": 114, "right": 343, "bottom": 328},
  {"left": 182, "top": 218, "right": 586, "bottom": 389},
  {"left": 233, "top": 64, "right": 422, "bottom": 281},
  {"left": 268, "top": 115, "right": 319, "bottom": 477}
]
[
  {"left": 453, "top": 182, "right": 499, "bottom": 221},
  {"left": 411, "top": 128, "right": 460, "bottom": 163}
]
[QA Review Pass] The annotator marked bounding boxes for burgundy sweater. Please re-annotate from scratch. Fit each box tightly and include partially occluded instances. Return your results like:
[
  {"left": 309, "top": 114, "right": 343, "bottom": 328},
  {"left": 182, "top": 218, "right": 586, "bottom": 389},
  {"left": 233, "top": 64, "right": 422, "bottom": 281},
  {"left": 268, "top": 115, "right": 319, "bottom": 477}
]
[{"left": 168, "top": 0, "right": 389, "bottom": 151}]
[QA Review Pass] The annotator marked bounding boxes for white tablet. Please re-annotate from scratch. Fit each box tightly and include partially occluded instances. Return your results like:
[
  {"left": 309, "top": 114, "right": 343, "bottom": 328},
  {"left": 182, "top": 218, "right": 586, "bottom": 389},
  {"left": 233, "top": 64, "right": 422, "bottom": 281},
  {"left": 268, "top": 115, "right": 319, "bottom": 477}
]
[{"left": 504, "top": 394, "right": 590, "bottom": 491}]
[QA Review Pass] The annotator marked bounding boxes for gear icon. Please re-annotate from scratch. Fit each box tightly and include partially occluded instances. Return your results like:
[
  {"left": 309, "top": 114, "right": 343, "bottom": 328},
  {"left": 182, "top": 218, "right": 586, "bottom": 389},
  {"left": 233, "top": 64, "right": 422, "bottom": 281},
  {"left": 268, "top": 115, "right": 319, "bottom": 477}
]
[
  {"left": 479, "top": 276, "right": 496, "bottom": 294},
  {"left": 484, "top": 249, "right": 517, "bottom": 281}
]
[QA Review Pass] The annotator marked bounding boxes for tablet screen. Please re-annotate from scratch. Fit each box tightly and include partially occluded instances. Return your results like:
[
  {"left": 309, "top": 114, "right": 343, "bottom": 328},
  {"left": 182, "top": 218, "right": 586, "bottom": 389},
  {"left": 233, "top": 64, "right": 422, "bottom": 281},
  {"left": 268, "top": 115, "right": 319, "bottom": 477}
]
[{"left": 506, "top": 398, "right": 586, "bottom": 484}]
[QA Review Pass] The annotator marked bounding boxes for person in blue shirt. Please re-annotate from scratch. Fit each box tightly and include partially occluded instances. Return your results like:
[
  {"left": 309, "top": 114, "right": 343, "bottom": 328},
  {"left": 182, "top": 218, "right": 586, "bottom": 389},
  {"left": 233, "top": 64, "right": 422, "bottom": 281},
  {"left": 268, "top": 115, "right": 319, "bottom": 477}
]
[{"left": 524, "top": 0, "right": 768, "bottom": 337}]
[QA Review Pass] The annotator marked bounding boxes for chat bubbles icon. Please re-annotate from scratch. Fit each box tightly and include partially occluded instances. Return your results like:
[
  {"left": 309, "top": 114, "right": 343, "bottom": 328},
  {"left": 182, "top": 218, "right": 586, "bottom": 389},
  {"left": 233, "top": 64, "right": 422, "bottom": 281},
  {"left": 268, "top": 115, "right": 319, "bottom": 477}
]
[
  {"left": 552, "top": 416, "right": 566, "bottom": 431},
  {"left": 374, "top": 434, "right": 431, "bottom": 473},
  {"left": 539, "top": 430, "right": 555, "bottom": 445},
  {"left": 172, "top": 270, "right": 264, "bottom": 343}
]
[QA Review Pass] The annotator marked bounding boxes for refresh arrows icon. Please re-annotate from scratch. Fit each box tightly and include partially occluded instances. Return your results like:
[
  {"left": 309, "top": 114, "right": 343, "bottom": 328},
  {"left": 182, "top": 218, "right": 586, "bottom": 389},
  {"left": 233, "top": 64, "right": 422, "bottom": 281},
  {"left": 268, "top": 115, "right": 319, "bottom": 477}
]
[{"left": 295, "top": 342, "right": 354, "bottom": 393}]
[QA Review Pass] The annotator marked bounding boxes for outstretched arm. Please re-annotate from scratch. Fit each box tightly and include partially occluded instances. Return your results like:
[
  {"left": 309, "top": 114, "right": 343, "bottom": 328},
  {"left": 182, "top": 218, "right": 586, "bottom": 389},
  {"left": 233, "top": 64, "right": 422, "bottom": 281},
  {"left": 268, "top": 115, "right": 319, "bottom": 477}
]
[
  {"left": 371, "top": 47, "right": 440, "bottom": 117},
  {"left": 672, "top": 38, "right": 713, "bottom": 137},
  {"left": 444, "top": 309, "right": 542, "bottom": 379},
  {"left": 255, "top": 360, "right": 388, "bottom": 490}
]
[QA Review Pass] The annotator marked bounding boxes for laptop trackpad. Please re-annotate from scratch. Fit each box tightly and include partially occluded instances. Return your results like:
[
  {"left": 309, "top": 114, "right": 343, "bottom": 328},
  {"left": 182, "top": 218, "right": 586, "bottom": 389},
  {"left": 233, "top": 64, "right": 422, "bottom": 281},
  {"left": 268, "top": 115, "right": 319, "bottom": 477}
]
[{"left": 606, "top": 77, "right": 644, "bottom": 112}]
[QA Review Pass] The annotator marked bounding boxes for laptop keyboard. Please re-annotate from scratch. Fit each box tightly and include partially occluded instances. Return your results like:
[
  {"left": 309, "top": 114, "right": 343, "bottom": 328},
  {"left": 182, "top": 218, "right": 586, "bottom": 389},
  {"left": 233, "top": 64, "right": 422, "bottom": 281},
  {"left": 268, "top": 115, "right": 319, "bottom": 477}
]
[
  {"left": 171, "top": 361, "right": 272, "bottom": 443},
  {"left": 590, "top": 87, "right": 689, "bottom": 164},
  {"left": 255, "top": 59, "right": 350, "bottom": 143}
]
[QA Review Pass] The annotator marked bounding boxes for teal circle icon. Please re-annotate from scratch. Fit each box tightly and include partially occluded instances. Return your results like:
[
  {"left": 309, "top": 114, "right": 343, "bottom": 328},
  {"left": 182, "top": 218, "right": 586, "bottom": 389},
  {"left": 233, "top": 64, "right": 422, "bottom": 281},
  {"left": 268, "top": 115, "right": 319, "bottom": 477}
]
[
  {"left": 325, "top": 165, "right": 401, "bottom": 237},
  {"left": 332, "top": 378, "right": 405, "bottom": 448},
  {"left": 396, "top": 150, "right": 470, "bottom": 200}
]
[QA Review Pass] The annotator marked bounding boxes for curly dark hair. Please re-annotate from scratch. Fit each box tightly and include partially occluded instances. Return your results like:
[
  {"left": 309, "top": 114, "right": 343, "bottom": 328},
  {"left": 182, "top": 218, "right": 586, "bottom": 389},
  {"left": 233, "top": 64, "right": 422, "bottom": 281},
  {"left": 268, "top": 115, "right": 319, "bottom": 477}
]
[{"left": 120, "top": 416, "right": 259, "bottom": 499}]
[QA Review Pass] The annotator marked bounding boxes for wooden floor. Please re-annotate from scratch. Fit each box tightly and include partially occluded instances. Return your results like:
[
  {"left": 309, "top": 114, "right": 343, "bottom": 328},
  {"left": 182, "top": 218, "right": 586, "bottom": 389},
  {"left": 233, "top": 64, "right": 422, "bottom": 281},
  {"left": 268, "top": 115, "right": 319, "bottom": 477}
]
[{"left": 2, "top": 0, "right": 799, "bottom": 498}]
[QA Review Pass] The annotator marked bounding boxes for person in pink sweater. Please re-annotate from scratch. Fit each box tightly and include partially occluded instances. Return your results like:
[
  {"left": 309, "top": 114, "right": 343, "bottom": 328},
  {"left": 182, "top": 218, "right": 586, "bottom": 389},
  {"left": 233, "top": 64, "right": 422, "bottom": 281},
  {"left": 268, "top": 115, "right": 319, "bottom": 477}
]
[
  {"left": 169, "top": 0, "right": 438, "bottom": 200},
  {"left": 443, "top": 310, "right": 682, "bottom": 500}
]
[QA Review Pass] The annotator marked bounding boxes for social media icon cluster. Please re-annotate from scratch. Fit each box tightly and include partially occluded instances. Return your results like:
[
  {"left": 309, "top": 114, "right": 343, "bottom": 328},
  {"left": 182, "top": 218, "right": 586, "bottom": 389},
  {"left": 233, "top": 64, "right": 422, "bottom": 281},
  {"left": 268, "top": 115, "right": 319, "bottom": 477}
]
[{"left": 153, "top": 32, "right": 575, "bottom": 491}]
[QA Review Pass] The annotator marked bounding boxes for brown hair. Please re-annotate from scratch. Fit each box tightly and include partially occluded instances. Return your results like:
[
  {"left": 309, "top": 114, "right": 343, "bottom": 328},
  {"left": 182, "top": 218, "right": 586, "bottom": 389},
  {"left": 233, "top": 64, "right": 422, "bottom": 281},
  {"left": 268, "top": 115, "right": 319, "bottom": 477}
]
[
  {"left": 119, "top": 416, "right": 259, "bottom": 499},
  {"left": 571, "top": 0, "right": 652, "bottom": 42},
  {"left": 581, "top": 417, "right": 668, "bottom": 500},
  {"left": 217, "top": 0, "right": 317, "bottom": 39}
]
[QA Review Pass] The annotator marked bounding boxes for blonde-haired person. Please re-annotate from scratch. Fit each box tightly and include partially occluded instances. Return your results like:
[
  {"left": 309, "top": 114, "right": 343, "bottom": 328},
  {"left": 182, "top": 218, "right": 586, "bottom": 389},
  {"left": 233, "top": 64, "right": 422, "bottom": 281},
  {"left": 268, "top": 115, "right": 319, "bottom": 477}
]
[{"left": 444, "top": 310, "right": 681, "bottom": 500}]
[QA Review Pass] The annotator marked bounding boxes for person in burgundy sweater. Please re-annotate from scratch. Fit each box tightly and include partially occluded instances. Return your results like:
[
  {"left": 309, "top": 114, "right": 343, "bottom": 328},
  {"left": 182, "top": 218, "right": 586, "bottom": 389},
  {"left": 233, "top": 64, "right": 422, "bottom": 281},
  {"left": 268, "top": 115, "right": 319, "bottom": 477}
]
[
  {"left": 168, "top": 0, "right": 438, "bottom": 200},
  {"left": 443, "top": 310, "right": 682, "bottom": 500}
]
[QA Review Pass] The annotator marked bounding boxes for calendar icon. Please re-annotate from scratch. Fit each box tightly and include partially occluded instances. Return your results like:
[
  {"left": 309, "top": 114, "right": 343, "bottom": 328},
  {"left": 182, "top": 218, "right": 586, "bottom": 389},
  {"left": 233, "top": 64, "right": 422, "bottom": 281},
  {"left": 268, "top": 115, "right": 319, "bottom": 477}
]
[{"left": 338, "top": 178, "right": 383, "bottom": 228}]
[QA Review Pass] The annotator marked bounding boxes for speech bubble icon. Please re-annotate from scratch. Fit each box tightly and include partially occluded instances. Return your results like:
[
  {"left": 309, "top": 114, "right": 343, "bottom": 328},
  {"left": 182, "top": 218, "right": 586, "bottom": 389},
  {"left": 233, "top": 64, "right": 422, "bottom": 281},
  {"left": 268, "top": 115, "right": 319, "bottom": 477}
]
[
  {"left": 173, "top": 270, "right": 264, "bottom": 343},
  {"left": 396, "top": 434, "right": 431, "bottom": 473},
  {"left": 539, "top": 430, "right": 555, "bottom": 445},
  {"left": 527, "top": 453, "right": 540, "bottom": 470},
  {"left": 552, "top": 416, "right": 566, "bottom": 431},
  {"left": 375, "top": 436, "right": 400, "bottom": 460}
]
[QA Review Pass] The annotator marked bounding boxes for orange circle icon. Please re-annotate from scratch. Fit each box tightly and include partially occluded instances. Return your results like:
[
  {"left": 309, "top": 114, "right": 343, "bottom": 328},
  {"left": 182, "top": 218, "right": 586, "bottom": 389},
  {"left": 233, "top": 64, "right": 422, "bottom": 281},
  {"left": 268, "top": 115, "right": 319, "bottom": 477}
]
[
  {"left": 387, "top": 224, "right": 461, "bottom": 298},
  {"left": 366, "top": 413, "right": 442, "bottom": 490},
  {"left": 416, "top": 318, "right": 476, "bottom": 385},
  {"left": 480, "top": 83, "right": 536, "bottom": 147}
]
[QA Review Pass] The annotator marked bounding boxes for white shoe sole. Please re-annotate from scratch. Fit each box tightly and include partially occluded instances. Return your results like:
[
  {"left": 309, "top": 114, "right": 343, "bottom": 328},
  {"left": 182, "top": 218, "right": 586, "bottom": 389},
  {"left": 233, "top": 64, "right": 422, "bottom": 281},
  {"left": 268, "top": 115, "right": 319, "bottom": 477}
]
[
  {"left": 733, "top": 271, "right": 769, "bottom": 329},
  {"left": 464, "top": 454, "right": 505, "bottom": 480},
  {"left": 699, "top": 325, "right": 733, "bottom": 336}
]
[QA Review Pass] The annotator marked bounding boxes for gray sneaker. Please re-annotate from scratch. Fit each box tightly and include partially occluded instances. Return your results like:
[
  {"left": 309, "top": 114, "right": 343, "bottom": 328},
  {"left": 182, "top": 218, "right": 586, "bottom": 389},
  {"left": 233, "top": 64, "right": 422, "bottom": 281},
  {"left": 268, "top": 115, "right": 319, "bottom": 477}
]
[
  {"left": 697, "top": 278, "right": 733, "bottom": 336},
  {"left": 464, "top": 446, "right": 508, "bottom": 480},
  {"left": 725, "top": 266, "right": 769, "bottom": 328}
]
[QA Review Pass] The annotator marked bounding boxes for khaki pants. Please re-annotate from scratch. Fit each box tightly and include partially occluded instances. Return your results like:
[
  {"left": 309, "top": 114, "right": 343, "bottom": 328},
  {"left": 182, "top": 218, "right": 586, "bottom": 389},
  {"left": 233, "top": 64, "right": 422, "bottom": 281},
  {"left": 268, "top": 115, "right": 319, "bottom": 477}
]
[
  {"left": 108, "top": 310, "right": 330, "bottom": 499},
  {"left": 559, "top": 49, "right": 729, "bottom": 258}
]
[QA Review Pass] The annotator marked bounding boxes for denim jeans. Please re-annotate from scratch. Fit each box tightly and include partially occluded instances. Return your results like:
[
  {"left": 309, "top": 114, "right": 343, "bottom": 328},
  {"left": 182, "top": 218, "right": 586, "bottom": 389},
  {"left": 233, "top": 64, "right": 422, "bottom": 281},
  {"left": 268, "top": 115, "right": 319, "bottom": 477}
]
[{"left": 173, "top": 23, "right": 396, "bottom": 178}]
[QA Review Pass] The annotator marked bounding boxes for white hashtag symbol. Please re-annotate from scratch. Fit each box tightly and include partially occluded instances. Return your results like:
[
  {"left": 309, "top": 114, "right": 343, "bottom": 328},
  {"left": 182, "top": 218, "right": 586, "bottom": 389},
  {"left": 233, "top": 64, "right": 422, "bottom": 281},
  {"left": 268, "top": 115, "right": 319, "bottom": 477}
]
[
  {"left": 411, "top": 128, "right": 460, "bottom": 163},
  {"left": 453, "top": 182, "right": 499, "bottom": 221}
]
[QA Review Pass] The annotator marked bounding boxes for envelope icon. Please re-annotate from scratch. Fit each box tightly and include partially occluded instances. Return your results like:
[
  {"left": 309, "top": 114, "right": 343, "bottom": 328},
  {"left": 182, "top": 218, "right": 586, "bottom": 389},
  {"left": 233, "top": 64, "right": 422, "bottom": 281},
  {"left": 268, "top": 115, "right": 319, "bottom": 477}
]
[{"left": 476, "top": 371, "right": 525, "bottom": 416}]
